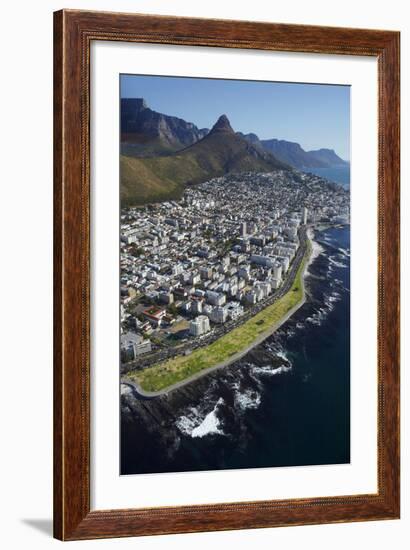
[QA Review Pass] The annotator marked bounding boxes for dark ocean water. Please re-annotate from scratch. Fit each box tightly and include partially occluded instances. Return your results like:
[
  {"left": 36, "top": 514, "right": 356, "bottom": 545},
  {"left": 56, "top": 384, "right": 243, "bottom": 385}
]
[
  {"left": 121, "top": 226, "right": 351, "bottom": 475},
  {"left": 307, "top": 165, "right": 350, "bottom": 188}
]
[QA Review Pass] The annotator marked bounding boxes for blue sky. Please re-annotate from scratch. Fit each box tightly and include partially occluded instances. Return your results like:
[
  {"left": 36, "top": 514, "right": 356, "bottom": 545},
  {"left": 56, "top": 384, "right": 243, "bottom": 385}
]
[{"left": 121, "top": 74, "right": 350, "bottom": 160}]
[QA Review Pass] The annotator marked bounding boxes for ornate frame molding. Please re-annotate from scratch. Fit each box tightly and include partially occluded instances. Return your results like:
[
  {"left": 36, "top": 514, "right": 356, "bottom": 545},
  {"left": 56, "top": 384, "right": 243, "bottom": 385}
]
[{"left": 54, "top": 9, "right": 400, "bottom": 540}]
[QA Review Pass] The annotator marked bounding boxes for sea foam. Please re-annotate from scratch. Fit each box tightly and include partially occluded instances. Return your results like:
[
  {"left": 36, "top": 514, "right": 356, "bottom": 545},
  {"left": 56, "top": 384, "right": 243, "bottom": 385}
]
[
  {"left": 176, "top": 399, "right": 225, "bottom": 438},
  {"left": 252, "top": 364, "right": 292, "bottom": 377},
  {"left": 191, "top": 400, "right": 224, "bottom": 438},
  {"left": 329, "top": 255, "right": 348, "bottom": 269},
  {"left": 235, "top": 389, "right": 262, "bottom": 411}
]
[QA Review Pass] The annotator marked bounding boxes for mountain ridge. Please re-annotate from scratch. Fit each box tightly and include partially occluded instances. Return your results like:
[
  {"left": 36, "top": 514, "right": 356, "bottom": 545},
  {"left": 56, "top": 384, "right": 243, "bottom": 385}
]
[
  {"left": 121, "top": 114, "right": 290, "bottom": 206},
  {"left": 121, "top": 98, "right": 209, "bottom": 157},
  {"left": 238, "top": 134, "right": 348, "bottom": 169},
  {"left": 120, "top": 98, "right": 347, "bottom": 206}
]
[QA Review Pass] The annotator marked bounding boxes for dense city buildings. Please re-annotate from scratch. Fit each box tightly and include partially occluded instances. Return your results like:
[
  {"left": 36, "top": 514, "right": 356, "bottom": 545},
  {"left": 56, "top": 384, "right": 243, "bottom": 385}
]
[{"left": 120, "top": 170, "right": 349, "bottom": 365}]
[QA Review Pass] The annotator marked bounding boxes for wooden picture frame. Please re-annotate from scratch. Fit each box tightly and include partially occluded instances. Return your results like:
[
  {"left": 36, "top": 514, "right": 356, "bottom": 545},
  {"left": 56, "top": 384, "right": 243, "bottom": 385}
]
[{"left": 54, "top": 9, "right": 400, "bottom": 541}]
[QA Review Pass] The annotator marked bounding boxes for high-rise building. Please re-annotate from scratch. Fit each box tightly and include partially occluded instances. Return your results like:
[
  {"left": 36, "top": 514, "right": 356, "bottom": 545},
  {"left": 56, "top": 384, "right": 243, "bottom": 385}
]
[
  {"left": 209, "top": 306, "right": 228, "bottom": 324},
  {"left": 200, "top": 266, "right": 213, "bottom": 280},
  {"left": 190, "top": 272, "right": 201, "bottom": 285},
  {"left": 302, "top": 207, "right": 308, "bottom": 225},
  {"left": 189, "top": 315, "right": 211, "bottom": 336},
  {"left": 240, "top": 221, "right": 247, "bottom": 237},
  {"left": 120, "top": 332, "right": 152, "bottom": 362},
  {"left": 206, "top": 290, "right": 226, "bottom": 306},
  {"left": 272, "top": 263, "right": 282, "bottom": 281},
  {"left": 192, "top": 300, "right": 203, "bottom": 314}
]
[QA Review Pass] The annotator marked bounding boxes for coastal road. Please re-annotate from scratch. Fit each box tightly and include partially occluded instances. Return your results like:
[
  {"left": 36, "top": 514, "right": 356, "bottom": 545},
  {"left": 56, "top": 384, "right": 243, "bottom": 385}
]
[
  {"left": 123, "top": 226, "right": 312, "bottom": 398},
  {"left": 122, "top": 225, "right": 309, "bottom": 375}
]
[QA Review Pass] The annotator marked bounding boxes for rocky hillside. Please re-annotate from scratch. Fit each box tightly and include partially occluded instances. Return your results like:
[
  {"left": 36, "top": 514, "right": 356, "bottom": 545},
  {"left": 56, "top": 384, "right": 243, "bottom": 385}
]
[
  {"left": 121, "top": 98, "right": 209, "bottom": 157},
  {"left": 121, "top": 114, "right": 289, "bottom": 206}
]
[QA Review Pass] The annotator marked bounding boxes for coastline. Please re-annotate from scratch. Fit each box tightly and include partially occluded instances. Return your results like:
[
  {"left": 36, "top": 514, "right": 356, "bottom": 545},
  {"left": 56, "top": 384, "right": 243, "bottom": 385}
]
[
  {"left": 121, "top": 224, "right": 351, "bottom": 475},
  {"left": 123, "top": 232, "right": 314, "bottom": 398}
]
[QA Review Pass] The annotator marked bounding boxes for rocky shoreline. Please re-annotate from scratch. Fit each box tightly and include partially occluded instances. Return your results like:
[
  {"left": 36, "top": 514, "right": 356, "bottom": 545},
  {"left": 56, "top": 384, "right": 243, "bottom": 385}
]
[{"left": 121, "top": 345, "right": 289, "bottom": 473}]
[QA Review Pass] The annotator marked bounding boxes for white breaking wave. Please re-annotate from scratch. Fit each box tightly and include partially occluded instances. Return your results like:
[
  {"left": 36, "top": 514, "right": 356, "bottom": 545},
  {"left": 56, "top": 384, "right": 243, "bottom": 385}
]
[
  {"left": 310, "top": 240, "right": 324, "bottom": 263},
  {"left": 120, "top": 383, "right": 133, "bottom": 396},
  {"left": 329, "top": 255, "right": 348, "bottom": 269},
  {"left": 328, "top": 291, "right": 341, "bottom": 303},
  {"left": 338, "top": 247, "right": 351, "bottom": 258},
  {"left": 306, "top": 307, "right": 328, "bottom": 326},
  {"left": 235, "top": 389, "right": 261, "bottom": 411},
  {"left": 308, "top": 288, "right": 343, "bottom": 326},
  {"left": 306, "top": 230, "right": 324, "bottom": 274},
  {"left": 176, "top": 399, "right": 225, "bottom": 438},
  {"left": 324, "top": 290, "right": 342, "bottom": 311},
  {"left": 175, "top": 407, "right": 201, "bottom": 435},
  {"left": 191, "top": 401, "right": 224, "bottom": 438},
  {"left": 276, "top": 349, "right": 289, "bottom": 362},
  {"left": 252, "top": 364, "right": 292, "bottom": 377}
]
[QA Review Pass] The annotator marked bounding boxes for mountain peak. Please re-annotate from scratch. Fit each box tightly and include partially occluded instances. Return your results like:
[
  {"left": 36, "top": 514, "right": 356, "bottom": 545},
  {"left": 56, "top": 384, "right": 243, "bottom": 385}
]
[
  {"left": 210, "top": 114, "right": 234, "bottom": 134},
  {"left": 122, "top": 97, "right": 149, "bottom": 113}
]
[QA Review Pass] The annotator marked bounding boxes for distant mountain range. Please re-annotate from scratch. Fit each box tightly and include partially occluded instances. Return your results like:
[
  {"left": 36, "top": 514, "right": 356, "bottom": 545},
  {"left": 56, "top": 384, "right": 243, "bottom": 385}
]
[
  {"left": 238, "top": 134, "right": 348, "bottom": 169},
  {"left": 121, "top": 98, "right": 348, "bottom": 205}
]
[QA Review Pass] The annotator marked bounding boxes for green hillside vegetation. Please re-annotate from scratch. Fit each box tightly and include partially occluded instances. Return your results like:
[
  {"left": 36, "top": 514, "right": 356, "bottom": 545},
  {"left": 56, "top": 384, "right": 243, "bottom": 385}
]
[
  {"left": 121, "top": 154, "right": 193, "bottom": 206},
  {"left": 129, "top": 241, "right": 310, "bottom": 393},
  {"left": 121, "top": 137, "right": 180, "bottom": 159},
  {"left": 120, "top": 115, "right": 289, "bottom": 206}
]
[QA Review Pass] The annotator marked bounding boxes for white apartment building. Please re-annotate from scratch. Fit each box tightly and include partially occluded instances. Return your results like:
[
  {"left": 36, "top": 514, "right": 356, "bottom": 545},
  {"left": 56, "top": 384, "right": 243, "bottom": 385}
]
[
  {"left": 189, "top": 315, "right": 211, "bottom": 336},
  {"left": 208, "top": 306, "right": 228, "bottom": 324},
  {"left": 302, "top": 207, "right": 308, "bottom": 225},
  {"left": 120, "top": 332, "right": 152, "bottom": 362}
]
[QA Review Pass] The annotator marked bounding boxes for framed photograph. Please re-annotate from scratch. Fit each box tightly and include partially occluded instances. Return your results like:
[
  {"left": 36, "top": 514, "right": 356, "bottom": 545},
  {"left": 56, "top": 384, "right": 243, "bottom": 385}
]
[{"left": 54, "top": 9, "right": 400, "bottom": 540}]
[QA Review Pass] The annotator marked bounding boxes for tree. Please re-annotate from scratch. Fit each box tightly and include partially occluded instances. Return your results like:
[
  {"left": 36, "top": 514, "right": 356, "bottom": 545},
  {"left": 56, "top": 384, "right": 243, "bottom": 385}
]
[{"left": 168, "top": 303, "right": 179, "bottom": 316}]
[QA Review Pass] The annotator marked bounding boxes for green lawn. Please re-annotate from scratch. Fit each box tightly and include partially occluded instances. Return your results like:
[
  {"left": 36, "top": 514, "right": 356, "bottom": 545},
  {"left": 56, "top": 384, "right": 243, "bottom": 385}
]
[{"left": 129, "top": 241, "right": 311, "bottom": 392}]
